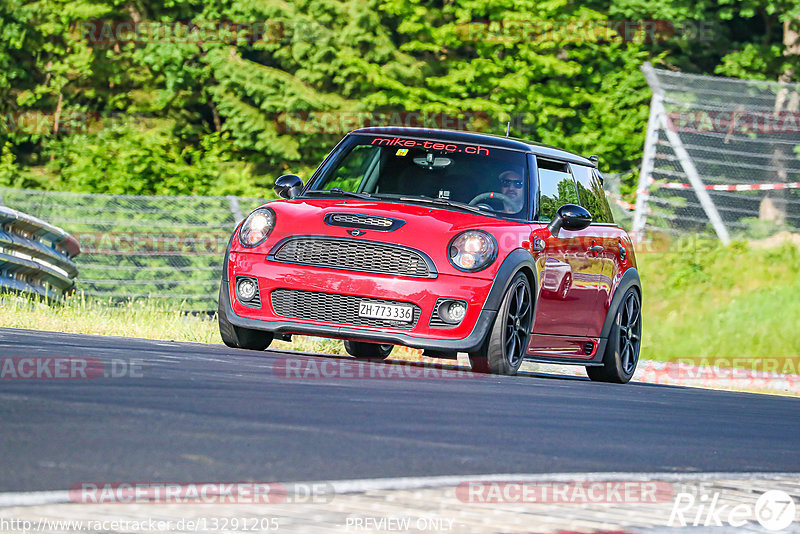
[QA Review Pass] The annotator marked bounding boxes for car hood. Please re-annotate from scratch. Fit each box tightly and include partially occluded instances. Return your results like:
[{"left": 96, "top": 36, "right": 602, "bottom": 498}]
[
  {"left": 234, "top": 198, "right": 531, "bottom": 278},
  {"left": 272, "top": 197, "right": 516, "bottom": 232}
]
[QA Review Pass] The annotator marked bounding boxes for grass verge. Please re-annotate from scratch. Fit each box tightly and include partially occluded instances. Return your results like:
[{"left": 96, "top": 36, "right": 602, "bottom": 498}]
[{"left": 638, "top": 239, "right": 800, "bottom": 368}]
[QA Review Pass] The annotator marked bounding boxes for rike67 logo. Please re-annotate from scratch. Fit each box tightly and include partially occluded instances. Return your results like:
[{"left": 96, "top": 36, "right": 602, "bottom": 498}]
[{"left": 670, "top": 489, "right": 796, "bottom": 531}]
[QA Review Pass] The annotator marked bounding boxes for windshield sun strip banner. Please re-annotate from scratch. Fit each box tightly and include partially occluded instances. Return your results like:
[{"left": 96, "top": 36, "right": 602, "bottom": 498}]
[{"left": 367, "top": 136, "right": 493, "bottom": 156}]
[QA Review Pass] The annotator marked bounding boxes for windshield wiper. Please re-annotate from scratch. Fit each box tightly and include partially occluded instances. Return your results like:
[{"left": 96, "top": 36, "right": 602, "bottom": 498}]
[
  {"left": 398, "top": 196, "right": 485, "bottom": 214},
  {"left": 303, "top": 188, "right": 373, "bottom": 200}
]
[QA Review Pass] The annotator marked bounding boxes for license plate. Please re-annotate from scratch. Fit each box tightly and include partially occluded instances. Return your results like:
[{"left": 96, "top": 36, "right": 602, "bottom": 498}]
[{"left": 358, "top": 301, "right": 413, "bottom": 323}]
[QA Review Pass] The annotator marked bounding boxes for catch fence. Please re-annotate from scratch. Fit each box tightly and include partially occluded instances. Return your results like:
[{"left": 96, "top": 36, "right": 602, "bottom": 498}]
[
  {"left": 633, "top": 63, "right": 800, "bottom": 243},
  {"left": 0, "top": 188, "right": 270, "bottom": 311}
]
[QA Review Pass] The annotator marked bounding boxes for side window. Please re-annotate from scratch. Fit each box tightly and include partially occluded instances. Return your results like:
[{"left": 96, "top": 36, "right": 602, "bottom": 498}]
[
  {"left": 323, "top": 145, "right": 380, "bottom": 191},
  {"left": 537, "top": 159, "right": 579, "bottom": 221},
  {"left": 571, "top": 164, "right": 614, "bottom": 224}
]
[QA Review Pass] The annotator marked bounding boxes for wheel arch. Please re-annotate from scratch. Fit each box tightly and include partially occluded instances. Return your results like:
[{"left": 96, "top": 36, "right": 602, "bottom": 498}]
[
  {"left": 600, "top": 267, "right": 642, "bottom": 340},
  {"left": 483, "top": 248, "right": 538, "bottom": 312}
]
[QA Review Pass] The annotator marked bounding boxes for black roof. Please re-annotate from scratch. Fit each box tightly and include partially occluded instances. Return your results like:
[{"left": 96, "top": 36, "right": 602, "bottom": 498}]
[{"left": 351, "top": 127, "right": 596, "bottom": 167}]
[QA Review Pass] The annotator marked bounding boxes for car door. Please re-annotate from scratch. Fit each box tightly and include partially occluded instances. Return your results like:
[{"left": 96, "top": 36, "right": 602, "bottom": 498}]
[
  {"left": 570, "top": 165, "right": 622, "bottom": 337},
  {"left": 529, "top": 158, "right": 601, "bottom": 346}
]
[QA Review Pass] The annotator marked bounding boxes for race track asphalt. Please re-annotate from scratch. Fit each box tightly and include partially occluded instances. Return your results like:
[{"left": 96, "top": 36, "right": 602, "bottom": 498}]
[{"left": 1, "top": 327, "right": 798, "bottom": 492}]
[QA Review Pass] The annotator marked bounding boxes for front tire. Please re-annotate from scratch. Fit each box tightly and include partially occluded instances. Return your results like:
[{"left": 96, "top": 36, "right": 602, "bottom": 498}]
[
  {"left": 587, "top": 287, "right": 641, "bottom": 383},
  {"left": 344, "top": 341, "right": 393, "bottom": 360},
  {"left": 469, "top": 272, "right": 534, "bottom": 375},
  {"left": 218, "top": 285, "right": 273, "bottom": 351}
]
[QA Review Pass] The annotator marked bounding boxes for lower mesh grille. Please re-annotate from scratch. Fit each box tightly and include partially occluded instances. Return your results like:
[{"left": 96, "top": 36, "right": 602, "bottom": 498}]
[{"left": 271, "top": 289, "right": 421, "bottom": 329}]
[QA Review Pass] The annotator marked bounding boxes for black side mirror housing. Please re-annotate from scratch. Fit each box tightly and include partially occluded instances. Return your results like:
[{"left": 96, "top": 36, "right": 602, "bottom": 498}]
[
  {"left": 274, "top": 174, "right": 304, "bottom": 199},
  {"left": 548, "top": 204, "right": 592, "bottom": 238}
]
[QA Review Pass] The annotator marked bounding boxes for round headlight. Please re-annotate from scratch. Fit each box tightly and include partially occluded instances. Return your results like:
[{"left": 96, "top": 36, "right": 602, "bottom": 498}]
[
  {"left": 238, "top": 208, "right": 275, "bottom": 248},
  {"left": 448, "top": 230, "right": 497, "bottom": 272}
]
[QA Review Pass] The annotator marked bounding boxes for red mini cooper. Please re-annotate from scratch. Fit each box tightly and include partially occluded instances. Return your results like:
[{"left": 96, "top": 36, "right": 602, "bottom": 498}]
[{"left": 219, "top": 127, "right": 642, "bottom": 382}]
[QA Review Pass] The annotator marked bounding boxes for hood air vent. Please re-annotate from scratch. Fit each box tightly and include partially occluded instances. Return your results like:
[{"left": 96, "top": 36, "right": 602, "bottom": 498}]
[{"left": 324, "top": 213, "right": 405, "bottom": 232}]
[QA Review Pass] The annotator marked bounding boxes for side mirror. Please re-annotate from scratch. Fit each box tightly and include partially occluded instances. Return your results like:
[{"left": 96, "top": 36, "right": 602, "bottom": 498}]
[
  {"left": 274, "top": 174, "right": 304, "bottom": 199},
  {"left": 548, "top": 204, "right": 592, "bottom": 238}
]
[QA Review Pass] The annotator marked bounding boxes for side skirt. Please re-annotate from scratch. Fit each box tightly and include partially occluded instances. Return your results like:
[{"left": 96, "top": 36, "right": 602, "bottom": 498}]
[{"left": 524, "top": 337, "right": 608, "bottom": 366}]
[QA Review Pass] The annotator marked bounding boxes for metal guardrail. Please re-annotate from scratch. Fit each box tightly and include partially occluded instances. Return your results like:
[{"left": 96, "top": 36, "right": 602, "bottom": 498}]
[{"left": 0, "top": 206, "right": 81, "bottom": 300}]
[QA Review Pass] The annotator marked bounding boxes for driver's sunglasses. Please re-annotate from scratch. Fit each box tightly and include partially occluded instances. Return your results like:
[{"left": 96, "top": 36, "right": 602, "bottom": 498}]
[{"left": 501, "top": 179, "right": 524, "bottom": 188}]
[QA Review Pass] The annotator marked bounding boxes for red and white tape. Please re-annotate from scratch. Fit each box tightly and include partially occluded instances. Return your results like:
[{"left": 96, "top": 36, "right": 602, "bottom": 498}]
[
  {"left": 603, "top": 190, "right": 636, "bottom": 211},
  {"left": 654, "top": 181, "right": 800, "bottom": 191},
  {"left": 600, "top": 180, "right": 799, "bottom": 213}
]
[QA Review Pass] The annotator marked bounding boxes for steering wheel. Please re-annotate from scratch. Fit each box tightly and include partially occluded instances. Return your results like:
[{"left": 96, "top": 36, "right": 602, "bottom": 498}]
[{"left": 469, "top": 192, "right": 512, "bottom": 207}]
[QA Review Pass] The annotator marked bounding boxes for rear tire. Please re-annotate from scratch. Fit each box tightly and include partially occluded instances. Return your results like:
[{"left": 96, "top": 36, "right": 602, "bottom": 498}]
[
  {"left": 344, "top": 341, "right": 393, "bottom": 360},
  {"left": 468, "top": 272, "right": 533, "bottom": 375},
  {"left": 587, "top": 287, "right": 641, "bottom": 383},
  {"left": 218, "top": 285, "right": 273, "bottom": 351}
]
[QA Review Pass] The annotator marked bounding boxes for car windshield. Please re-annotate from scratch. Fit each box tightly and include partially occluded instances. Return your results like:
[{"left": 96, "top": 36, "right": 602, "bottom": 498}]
[{"left": 309, "top": 134, "right": 530, "bottom": 219}]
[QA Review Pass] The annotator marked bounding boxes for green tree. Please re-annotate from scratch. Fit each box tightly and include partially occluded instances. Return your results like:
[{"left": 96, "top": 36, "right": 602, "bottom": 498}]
[{"left": 1, "top": 0, "right": 798, "bottom": 196}]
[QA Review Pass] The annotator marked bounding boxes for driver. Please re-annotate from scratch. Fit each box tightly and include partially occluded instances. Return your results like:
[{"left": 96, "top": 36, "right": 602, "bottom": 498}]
[{"left": 498, "top": 170, "right": 525, "bottom": 213}]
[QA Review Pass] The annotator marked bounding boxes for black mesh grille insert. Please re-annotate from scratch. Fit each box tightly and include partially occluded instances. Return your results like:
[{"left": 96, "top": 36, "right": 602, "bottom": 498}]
[
  {"left": 271, "top": 289, "right": 421, "bottom": 329},
  {"left": 272, "top": 238, "right": 432, "bottom": 278}
]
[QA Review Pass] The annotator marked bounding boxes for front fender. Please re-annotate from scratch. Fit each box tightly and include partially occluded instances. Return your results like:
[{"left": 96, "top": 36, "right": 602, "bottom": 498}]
[{"left": 483, "top": 248, "right": 538, "bottom": 311}]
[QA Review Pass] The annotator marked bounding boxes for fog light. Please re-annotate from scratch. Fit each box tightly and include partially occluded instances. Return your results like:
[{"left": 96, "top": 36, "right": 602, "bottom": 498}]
[
  {"left": 438, "top": 299, "right": 467, "bottom": 324},
  {"left": 237, "top": 278, "right": 258, "bottom": 301},
  {"left": 447, "top": 301, "right": 467, "bottom": 322}
]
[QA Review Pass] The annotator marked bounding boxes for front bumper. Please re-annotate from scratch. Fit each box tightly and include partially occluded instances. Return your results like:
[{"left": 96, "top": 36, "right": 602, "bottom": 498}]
[{"left": 219, "top": 250, "right": 502, "bottom": 353}]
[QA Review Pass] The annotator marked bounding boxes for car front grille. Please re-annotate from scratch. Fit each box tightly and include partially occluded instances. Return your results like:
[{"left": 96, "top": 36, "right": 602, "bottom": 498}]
[
  {"left": 271, "top": 289, "right": 421, "bottom": 329},
  {"left": 271, "top": 238, "right": 433, "bottom": 278}
]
